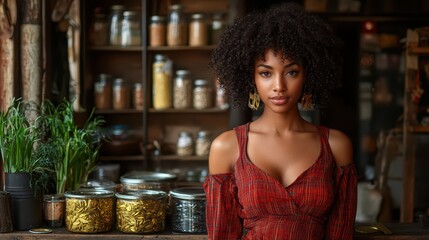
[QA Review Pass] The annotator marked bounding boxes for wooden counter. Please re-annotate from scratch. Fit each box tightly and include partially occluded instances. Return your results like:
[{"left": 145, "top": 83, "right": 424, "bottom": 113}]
[{"left": 1, "top": 223, "right": 428, "bottom": 239}]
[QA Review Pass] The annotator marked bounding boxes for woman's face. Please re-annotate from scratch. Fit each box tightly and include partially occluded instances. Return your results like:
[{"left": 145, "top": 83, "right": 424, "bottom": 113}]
[{"left": 254, "top": 49, "right": 304, "bottom": 113}]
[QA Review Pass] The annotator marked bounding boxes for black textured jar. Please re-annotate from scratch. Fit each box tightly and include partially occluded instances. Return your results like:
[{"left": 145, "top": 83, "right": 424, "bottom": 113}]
[{"left": 170, "top": 187, "right": 206, "bottom": 233}]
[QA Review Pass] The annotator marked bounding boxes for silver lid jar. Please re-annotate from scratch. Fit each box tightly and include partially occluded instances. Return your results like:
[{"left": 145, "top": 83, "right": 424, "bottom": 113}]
[
  {"left": 170, "top": 187, "right": 206, "bottom": 233},
  {"left": 120, "top": 171, "right": 177, "bottom": 192},
  {"left": 173, "top": 70, "right": 193, "bottom": 109}
]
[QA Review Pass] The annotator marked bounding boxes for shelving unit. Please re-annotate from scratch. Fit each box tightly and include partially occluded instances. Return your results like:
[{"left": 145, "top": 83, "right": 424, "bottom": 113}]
[
  {"left": 81, "top": 0, "right": 243, "bottom": 184},
  {"left": 401, "top": 30, "right": 429, "bottom": 223}
]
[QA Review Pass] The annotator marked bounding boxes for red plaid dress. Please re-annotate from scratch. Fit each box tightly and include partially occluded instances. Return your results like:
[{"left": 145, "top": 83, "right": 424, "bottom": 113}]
[{"left": 204, "top": 123, "right": 357, "bottom": 240}]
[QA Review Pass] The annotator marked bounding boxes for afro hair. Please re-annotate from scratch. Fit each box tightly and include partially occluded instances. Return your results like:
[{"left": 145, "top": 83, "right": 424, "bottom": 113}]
[{"left": 209, "top": 2, "right": 343, "bottom": 109}]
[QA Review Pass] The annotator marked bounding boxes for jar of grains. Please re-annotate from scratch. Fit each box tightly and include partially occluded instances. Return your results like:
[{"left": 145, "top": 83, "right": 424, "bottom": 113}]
[
  {"left": 89, "top": 12, "right": 108, "bottom": 46},
  {"left": 152, "top": 54, "right": 172, "bottom": 109},
  {"left": 133, "top": 82, "right": 144, "bottom": 110},
  {"left": 94, "top": 74, "right": 112, "bottom": 109},
  {"left": 177, "top": 131, "right": 193, "bottom": 156},
  {"left": 195, "top": 130, "right": 211, "bottom": 156},
  {"left": 108, "top": 5, "right": 124, "bottom": 46},
  {"left": 193, "top": 79, "right": 213, "bottom": 109},
  {"left": 150, "top": 15, "right": 166, "bottom": 47},
  {"left": 64, "top": 190, "right": 115, "bottom": 233},
  {"left": 173, "top": 70, "right": 193, "bottom": 109},
  {"left": 113, "top": 78, "right": 130, "bottom": 109},
  {"left": 121, "top": 11, "right": 141, "bottom": 46},
  {"left": 189, "top": 13, "right": 208, "bottom": 46},
  {"left": 167, "top": 4, "right": 187, "bottom": 46},
  {"left": 170, "top": 187, "right": 206, "bottom": 233},
  {"left": 115, "top": 190, "right": 167, "bottom": 233}
]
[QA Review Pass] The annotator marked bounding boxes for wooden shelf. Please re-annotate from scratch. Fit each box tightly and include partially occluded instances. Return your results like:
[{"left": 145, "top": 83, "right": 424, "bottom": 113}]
[
  {"left": 100, "top": 155, "right": 145, "bottom": 161},
  {"left": 152, "top": 155, "right": 208, "bottom": 161},
  {"left": 148, "top": 45, "right": 216, "bottom": 51},
  {"left": 408, "top": 47, "right": 429, "bottom": 55},
  {"left": 148, "top": 108, "right": 229, "bottom": 113},
  {"left": 88, "top": 46, "right": 143, "bottom": 51},
  {"left": 95, "top": 109, "right": 143, "bottom": 114}
]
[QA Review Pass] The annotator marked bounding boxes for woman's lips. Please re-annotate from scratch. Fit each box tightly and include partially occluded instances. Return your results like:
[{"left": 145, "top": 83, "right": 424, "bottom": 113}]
[{"left": 270, "top": 96, "right": 288, "bottom": 105}]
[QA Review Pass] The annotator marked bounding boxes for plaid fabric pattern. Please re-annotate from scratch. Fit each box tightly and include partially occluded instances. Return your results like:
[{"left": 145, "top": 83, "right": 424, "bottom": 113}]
[{"left": 204, "top": 123, "right": 357, "bottom": 240}]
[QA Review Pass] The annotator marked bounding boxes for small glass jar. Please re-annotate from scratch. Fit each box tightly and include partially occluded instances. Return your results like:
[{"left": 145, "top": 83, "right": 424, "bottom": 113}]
[
  {"left": 210, "top": 13, "right": 226, "bottom": 45},
  {"left": 152, "top": 54, "right": 172, "bottom": 109},
  {"left": 150, "top": 15, "right": 166, "bottom": 47},
  {"left": 173, "top": 70, "right": 193, "bottom": 109},
  {"left": 189, "top": 13, "right": 208, "bottom": 46},
  {"left": 89, "top": 13, "right": 108, "bottom": 46},
  {"left": 121, "top": 11, "right": 141, "bottom": 46},
  {"left": 113, "top": 78, "right": 130, "bottom": 109},
  {"left": 94, "top": 74, "right": 112, "bottom": 109},
  {"left": 193, "top": 79, "right": 213, "bottom": 109},
  {"left": 215, "top": 79, "right": 229, "bottom": 109},
  {"left": 170, "top": 187, "right": 206, "bottom": 233},
  {"left": 167, "top": 4, "right": 187, "bottom": 46},
  {"left": 133, "top": 82, "right": 144, "bottom": 110},
  {"left": 64, "top": 190, "right": 115, "bottom": 233},
  {"left": 43, "top": 194, "right": 65, "bottom": 228},
  {"left": 195, "top": 130, "right": 211, "bottom": 156},
  {"left": 108, "top": 5, "right": 124, "bottom": 46},
  {"left": 116, "top": 190, "right": 167, "bottom": 233},
  {"left": 177, "top": 131, "right": 193, "bottom": 156}
]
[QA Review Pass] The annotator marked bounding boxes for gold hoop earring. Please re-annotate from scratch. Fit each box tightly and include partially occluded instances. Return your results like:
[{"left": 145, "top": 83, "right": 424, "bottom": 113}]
[
  {"left": 301, "top": 93, "right": 313, "bottom": 110},
  {"left": 248, "top": 89, "right": 260, "bottom": 111}
]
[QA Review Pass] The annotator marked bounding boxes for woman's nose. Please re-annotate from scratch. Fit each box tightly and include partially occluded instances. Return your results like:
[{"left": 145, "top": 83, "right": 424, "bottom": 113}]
[{"left": 273, "top": 75, "right": 286, "bottom": 92}]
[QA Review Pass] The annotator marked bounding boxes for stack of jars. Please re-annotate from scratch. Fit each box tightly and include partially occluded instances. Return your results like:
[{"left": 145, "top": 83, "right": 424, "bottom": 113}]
[
  {"left": 94, "top": 73, "right": 143, "bottom": 110},
  {"left": 89, "top": 5, "right": 141, "bottom": 47},
  {"left": 149, "top": 4, "right": 227, "bottom": 47}
]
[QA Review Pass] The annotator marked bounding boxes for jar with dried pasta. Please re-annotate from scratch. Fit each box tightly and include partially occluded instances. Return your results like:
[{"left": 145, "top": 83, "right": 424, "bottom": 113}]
[
  {"left": 115, "top": 190, "right": 167, "bottom": 233},
  {"left": 64, "top": 190, "right": 115, "bottom": 233}
]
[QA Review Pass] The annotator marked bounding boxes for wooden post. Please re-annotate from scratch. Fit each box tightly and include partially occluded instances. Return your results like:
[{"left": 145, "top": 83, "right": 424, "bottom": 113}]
[
  {"left": 0, "top": 0, "right": 17, "bottom": 112},
  {"left": 20, "top": 0, "right": 42, "bottom": 121}
]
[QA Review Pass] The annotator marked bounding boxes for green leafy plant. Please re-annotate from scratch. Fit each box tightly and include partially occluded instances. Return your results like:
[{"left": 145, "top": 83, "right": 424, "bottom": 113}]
[
  {"left": 0, "top": 98, "right": 54, "bottom": 194},
  {"left": 38, "top": 99, "right": 104, "bottom": 194}
]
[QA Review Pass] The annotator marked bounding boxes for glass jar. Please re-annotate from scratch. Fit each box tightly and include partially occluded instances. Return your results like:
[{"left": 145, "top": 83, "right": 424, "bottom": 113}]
[
  {"left": 116, "top": 190, "right": 167, "bottom": 233},
  {"left": 152, "top": 54, "right": 172, "bottom": 109},
  {"left": 120, "top": 171, "right": 178, "bottom": 193},
  {"left": 89, "top": 13, "right": 108, "bottom": 46},
  {"left": 150, "top": 15, "right": 166, "bottom": 47},
  {"left": 210, "top": 13, "right": 226, "bottom": 45},
  {"left": 177, "top": 131, "right": 193, "bottom": 156},
  {"left": 193, "top": 79, "right": 213, "bottom": 109},
  {"left": 133, "top": 82, "right": 144, "bottom": 110},
  {"left": 173, "top": 70, "right": 193, "bottom": 109},
  {"left": 189, "top": 13, "right": 208, "bottom": 46},
  {"left": 170, "top": 187, "right": 206, "bottom": 233},
  {"left": 121, "top": 11, "right": 141, "bottom": 46},
  {"left": 64, "top": 190, "right": 115, "bottom": 233},
  {"left": 94, "top": 74, "right": 112, "bottom": 109},
  {"left": 43, "top": 194, "right": 65, "bottom": 228},
  {"left": 195, "top": 130, "right": 211, "bottom": 156},
  {"left": 215, "top": 79, "right": 229, "bottom": 109},
  {"left": 167, "top": 4, "right": 187, "bottom": 46},
  {"left": 113, "top": 78, "right": 130, "bottom": 109},
  {"left": 108, "top": 5, "right": 124, "bottom": 46}
]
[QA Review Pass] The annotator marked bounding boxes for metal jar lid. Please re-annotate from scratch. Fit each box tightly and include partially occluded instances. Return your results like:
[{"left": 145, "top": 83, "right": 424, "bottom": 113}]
[
  {"left": 120, "top": 171, "right": 177, "bottom": 184},
  {"left": 170, "top": 187, "right": 206, "bottom": 200},
  {"left": 115, "top": 190, "right": 167, "bottom": 200},
  {"left": 64, "top": 190, "right": 114, "bottom": 199},
  {"left": 80, "top": 179, "right": 117, "bottom": 192}
]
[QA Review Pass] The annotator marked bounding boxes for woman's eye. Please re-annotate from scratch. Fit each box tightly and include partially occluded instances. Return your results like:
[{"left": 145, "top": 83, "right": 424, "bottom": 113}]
[
  {"left": 287, "top": 70, "right": 299, "bottom": 77},
  {"left": 259, "top": 71, "right": 271, "bottom": 77}
]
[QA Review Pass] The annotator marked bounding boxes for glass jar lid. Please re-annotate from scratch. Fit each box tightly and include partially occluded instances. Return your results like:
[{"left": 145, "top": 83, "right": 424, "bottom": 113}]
[
  {"left": 154, "top": 54, "right": 165, "bottom": 61},
  {"left": 170, "top": 187, "right": 206, "bottom": 200},
  {"left": 123, "top": 11, "right": 138, "bottom": 17},
  {"left": 80, "top": 179, "right": 117, "bottom": 191},
  {"left": 115, "top": 190, "right": 167, "bottom": 200},
  {"left": 191, "top": 13, "right": 204, "bottom": 20},
  {"left": 194, "top": 79, "right": 209, "bottom": 86},
  {"left": 176, "top": 69, "right": 190, "bottom": 77},
  {"left": 197, "top": 130, "right": 211, "bottom": 138},
  {"left": 169, "top": 4, "right": 182, "bottom": 10},
  {"left": 151, "top": 15, "right": 166, "bottom": 22},
  {"left": 120, "top": 171, "right": 177, "bottom": 184},
  {"left": 64, "top": 190, "right": 114, "bottom": 199}
]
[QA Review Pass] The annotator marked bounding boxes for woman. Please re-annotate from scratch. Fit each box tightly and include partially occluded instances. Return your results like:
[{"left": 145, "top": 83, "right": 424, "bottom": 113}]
[{"left": 204, "top": 2, "right": 357, "bottom": 240}]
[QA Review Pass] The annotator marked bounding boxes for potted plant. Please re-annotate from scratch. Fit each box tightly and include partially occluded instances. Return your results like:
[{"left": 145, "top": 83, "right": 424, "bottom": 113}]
[
  {"left": 36, "top": 99, "right": 104, "bottom": 227},
  {"left": 0, "top": 98, "right": 53, "bottom": 230}
]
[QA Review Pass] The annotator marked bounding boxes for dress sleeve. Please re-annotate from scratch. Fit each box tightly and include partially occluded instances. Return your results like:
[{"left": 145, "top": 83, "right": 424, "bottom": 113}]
[
  {"left": 325, "top": 164, "right": 357, "bottom": 240},
  {"left": 203, "top": 173, "right": 242, "bottom": 240}
]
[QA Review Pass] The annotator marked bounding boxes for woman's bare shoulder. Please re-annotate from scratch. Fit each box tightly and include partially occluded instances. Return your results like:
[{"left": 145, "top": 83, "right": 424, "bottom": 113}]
[
  {"left": 327, "top": 128, "right": 353, "bottom": 167},
  {"left": 208, "top": 129, "right": 239, "bottom": 174}
]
